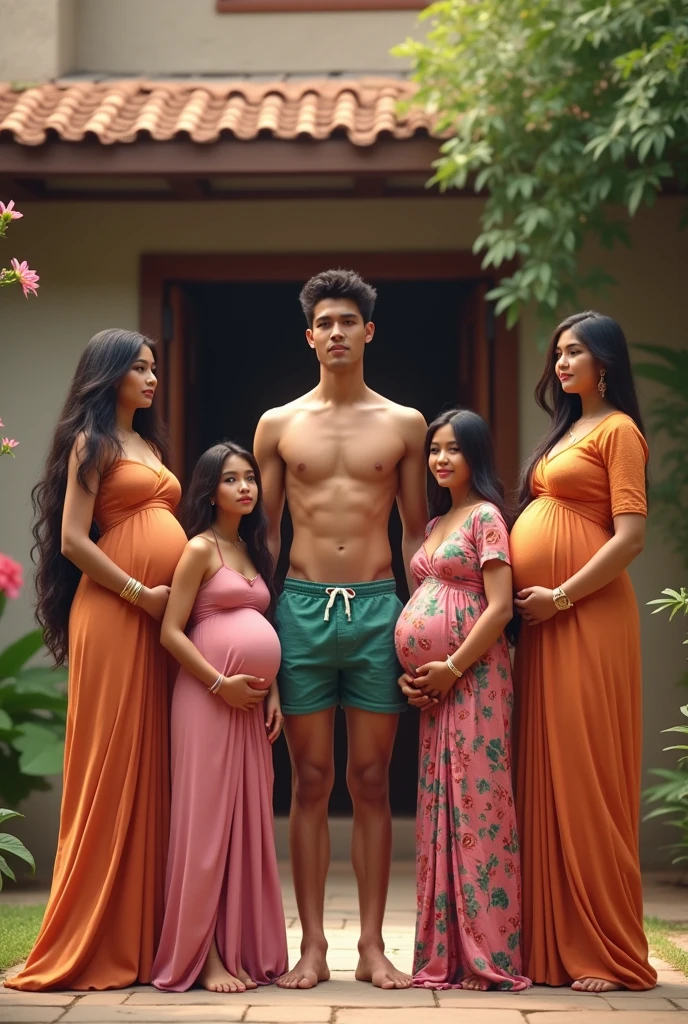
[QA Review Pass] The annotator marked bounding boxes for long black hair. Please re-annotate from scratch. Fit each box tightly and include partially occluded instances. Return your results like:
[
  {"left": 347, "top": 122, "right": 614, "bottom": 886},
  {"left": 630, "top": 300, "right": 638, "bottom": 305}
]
[
  {"left": 517, "top": 311, "right": 647, "bottom": 513},
  {"left": 32, "top": 329, "right": 168, "bottom": 665},
  {"left": 426, "top": 408, "right": 511, "bottom": 526},
  {"left": 179, "top": 441, "right": 276, "bottom": 611}
]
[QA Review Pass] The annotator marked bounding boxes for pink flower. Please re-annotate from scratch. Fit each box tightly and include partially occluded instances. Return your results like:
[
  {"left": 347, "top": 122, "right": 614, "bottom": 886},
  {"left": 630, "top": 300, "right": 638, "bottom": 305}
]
[
  {"left": 0, "top": 200, "right": 23, "bottom": 221},
  {"left": 10, "top": 259, "right": 39, "bottom": 298},
  {"left": 0, "top": 553, "right": 23, "bottom": 600},
  {"left": 0, "top": 437, "right": 19, "bottom": 456}
]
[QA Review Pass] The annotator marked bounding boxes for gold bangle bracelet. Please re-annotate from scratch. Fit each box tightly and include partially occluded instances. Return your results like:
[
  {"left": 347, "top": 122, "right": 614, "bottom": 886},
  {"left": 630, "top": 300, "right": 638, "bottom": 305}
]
[
  {"left": 120, "top": 577, "right": 143, "bottom": 605},
  {"left": 446, "top": 656, "right": 463, "bottom": 679}
]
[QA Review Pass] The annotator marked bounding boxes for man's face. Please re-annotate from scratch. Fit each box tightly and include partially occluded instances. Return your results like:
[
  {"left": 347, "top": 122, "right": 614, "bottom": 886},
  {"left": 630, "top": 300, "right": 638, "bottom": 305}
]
[{"left": 306, "top": 298, "right": 374, "bottom": 369}]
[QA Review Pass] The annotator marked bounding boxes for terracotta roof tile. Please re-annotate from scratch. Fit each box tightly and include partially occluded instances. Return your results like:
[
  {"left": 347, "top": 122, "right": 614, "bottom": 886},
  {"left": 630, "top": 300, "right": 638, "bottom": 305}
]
[{"left": 0, "top": 78, "right": 436, "bottom": 147}]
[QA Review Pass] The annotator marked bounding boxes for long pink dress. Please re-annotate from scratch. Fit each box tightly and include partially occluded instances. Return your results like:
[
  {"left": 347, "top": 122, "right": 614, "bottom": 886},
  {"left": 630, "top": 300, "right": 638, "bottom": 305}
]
[
  {"left": 151, "top": 553, "right": 288, "bottom": 991},
  {"left": 395, "top": 504, "right": 530, "bottom": 991}
]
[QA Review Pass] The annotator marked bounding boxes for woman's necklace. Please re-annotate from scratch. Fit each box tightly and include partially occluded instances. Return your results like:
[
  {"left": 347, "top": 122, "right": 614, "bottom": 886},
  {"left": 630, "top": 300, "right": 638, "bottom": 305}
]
[
  {"left": 213, "top": 527, "right": 244, "bottom": 549},
  {"left": 567, "top": 416, "right": 593, "bottom": 445}
]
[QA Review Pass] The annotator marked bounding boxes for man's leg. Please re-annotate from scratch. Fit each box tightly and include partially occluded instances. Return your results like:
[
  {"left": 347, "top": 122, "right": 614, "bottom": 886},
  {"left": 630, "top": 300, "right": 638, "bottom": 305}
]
[
  {"left": 277, "top": 708, "right": 335, "bottom": 989},
  {"left": 346, "top": 707, "right": 412, "bottom": 989}
]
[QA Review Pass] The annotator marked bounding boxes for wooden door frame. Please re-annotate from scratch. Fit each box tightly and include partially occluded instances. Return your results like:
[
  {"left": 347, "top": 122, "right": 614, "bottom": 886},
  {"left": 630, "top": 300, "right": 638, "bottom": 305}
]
[{"left": 139, "top": 251, "right": 520, "bottom": 487}]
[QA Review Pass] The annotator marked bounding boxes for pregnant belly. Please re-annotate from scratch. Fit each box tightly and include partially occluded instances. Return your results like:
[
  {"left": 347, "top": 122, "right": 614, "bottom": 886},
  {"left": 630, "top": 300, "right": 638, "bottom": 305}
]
[
  {"left": 511, "top": 497, "right": 609, "bottom": 592},
  {"left": 394, "top": 584, "right": 451, "bottom": 675},
  {"left": 99, "top": 509, "right": 187, "bottom": 587},
  {"left": 191, "top": 608, "right": 281, "bottom": 689}
]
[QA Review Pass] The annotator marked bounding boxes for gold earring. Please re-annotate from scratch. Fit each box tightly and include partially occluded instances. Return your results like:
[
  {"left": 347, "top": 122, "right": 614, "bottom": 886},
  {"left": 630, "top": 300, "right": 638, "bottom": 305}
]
[
  {"left": 598, "top": 369, "right": 607, "bottom": 397},
  {"left": 210, "top": 499, "right": 215, "bottom": 506}
]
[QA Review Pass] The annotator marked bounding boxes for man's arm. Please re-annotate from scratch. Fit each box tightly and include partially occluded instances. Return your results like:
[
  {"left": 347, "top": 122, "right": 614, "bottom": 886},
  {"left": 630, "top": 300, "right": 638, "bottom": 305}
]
[
  {"left": 396, "top": 408, "right": 429, "bottom": 593},
  {"left": 254, "top": 409, "right": 287, "bottom": 565}
]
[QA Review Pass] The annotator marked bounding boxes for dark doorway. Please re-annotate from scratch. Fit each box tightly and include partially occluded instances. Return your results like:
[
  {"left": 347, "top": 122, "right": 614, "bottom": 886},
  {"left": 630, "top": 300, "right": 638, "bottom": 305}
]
[{"left": 172, "top": 276, "right": 480, "bottom": 816}]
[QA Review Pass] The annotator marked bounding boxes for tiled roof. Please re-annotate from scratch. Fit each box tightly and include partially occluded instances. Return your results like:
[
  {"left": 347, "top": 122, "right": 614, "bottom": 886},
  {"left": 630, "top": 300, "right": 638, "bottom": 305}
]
[{"left": 0, "top": 78, "right": 436, "bottom": 147}]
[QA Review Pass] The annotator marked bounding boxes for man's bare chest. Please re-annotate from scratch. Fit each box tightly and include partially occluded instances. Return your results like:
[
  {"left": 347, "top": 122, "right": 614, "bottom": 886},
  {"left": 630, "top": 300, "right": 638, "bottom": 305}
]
[{"left": 279, "top": 417, "right": 405, "bottom": 485}]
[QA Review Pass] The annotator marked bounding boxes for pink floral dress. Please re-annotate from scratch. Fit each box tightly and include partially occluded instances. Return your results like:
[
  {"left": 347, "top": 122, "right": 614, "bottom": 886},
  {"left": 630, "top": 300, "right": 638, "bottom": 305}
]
[{"left": 395, "top": 503, "right": 530, "bottom": 991}]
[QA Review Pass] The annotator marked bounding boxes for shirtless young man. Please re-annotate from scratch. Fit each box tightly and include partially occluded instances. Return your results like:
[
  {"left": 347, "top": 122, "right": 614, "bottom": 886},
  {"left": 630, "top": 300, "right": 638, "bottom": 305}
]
[{"left": 254, "top": 269, "right": 427, "bottom": 990}]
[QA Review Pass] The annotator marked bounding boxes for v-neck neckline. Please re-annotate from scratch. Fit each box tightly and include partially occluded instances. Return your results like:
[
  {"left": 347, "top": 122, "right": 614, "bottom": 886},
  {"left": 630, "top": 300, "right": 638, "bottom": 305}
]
[
  {"left": 545, "top": 412, "right": 620, "bottom": 464},
  {"left": 422, "top": 503, "right": 484, "bottom": 563}
]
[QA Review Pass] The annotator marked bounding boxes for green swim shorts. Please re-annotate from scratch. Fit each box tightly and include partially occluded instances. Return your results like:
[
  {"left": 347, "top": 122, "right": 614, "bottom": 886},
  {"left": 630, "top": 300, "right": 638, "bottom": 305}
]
[{"left": 275, "top": 577, "right": 407, "bottom": 716}]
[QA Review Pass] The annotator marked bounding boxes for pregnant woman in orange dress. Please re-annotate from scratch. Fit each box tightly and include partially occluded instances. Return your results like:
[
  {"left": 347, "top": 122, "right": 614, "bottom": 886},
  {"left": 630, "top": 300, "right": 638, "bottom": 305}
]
[
  {"left": 511, "top": 311, "right": 656, "bottom": 992},
  {"left": 7, "top": 330, "right": 187, "bottom": 991},
  {"left": 152, "top": 442, "right": 287, "bottom": 994}
]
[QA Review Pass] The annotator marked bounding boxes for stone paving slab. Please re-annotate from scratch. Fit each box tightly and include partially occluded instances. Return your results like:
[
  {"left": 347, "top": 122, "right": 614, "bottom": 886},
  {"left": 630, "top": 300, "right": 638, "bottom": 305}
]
[
  {"left": 60, "top": 1009, "right": 246, "bottom": 1022},
  {"left": 435, "top": 990, "right": 612, "bottom": 1010},
  {"left": 336, "top": 1011, "right": 524, "bottom": 1024},
  {"left": 0, "top": 1010, "right": 63, "bottom": 1023},
  {"left": 523, "top": 1015, "right": 687, "bottom": 1023},
  {"left": 243, "top": 1009, "right": 332, "bottom": 1021},
  {"left": 0, "top": 997, "right": 73, "bottom": 1006}
]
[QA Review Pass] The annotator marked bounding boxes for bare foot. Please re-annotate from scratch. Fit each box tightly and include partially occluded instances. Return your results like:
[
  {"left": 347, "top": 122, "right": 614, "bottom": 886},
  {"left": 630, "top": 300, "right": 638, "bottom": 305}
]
[
  {"left": 572, "top": 977, "right": 622, "bottom": 993},
  {"left": 198, "top": 952, "right": 246, "bottom": 993},
  {"left": 356, "top": 947, "right": 412, "bottom": 989},
  {"left": 460, "top": 974, "right": 490, "bottom": 991},
  {"left": 237, "top": 967, "right": 257, "bottom": 990},
  {"left": 277, "top": 947, "right": 330, "bottom": 989}
]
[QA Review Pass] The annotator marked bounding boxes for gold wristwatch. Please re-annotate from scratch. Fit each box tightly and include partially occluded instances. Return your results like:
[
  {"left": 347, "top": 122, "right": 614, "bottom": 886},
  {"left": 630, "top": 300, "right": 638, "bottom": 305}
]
[{"left": 552, "top": 586, "right": 573, "bottom": 611}]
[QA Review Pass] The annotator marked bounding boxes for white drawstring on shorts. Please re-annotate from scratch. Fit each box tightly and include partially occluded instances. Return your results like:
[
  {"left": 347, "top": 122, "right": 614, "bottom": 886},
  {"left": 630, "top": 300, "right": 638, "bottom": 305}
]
[{"left": 323, "top": 587, "right": 356, "bottom": 622}]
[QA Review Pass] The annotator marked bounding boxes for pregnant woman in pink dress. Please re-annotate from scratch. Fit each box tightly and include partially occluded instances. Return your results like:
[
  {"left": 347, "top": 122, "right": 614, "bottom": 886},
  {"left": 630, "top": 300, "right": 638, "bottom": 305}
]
[
  {"left": 152, "top": 441, "right": 288, "bottom": 993},
  {"left": 396, "top": 409, "right": 529, "bottom": 992}
]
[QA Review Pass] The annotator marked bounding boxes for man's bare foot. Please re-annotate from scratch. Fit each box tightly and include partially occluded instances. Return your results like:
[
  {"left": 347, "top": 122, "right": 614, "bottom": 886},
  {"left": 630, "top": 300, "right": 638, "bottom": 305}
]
[
  {"left": 460, "top": 974, "right": 490, "bottom": 991},
  {"left": 237, "top": 967, "right": 257, "bottom": 990},
  {"left": 198, "top": 952, "right": 246, "bottom": 993},
  {"left": 572, "top": 978, "right": 622, "bottom": 993},
  {"left": 277, "top": 947, "right": 330, "bottom": 989},
  {"left": 356, "top": 947, "right": 412, "bottom": 989}
]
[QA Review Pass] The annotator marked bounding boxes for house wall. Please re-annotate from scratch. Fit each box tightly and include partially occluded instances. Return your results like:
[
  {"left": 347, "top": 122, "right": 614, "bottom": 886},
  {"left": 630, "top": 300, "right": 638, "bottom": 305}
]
[
  {"left": 0, "top": 196, "right": 685, "bottom": 876},
  {"left": 0, "top": 0, "right": 421, "bottom": 80},
  {"left": 73, "top": 0, "right": 419, "bottom": 76},
  {"left": 0, "top": 0, "right": 75, "bottom": 81}
]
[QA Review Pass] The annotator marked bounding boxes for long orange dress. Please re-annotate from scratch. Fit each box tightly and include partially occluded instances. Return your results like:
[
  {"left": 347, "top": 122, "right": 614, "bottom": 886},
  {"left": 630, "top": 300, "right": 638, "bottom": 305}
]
[
  {"left": 6, "top": 460, "right": 187, "bottom": 991},
  {"left": 511, "top": 412, "right": 656, "bottom": 990}
]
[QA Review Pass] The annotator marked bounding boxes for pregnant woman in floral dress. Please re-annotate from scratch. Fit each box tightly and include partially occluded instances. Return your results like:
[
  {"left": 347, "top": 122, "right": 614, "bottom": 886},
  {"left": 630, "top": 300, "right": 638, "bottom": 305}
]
[{"left": 396, "top": 409, "right": 530, "bottom": 992}]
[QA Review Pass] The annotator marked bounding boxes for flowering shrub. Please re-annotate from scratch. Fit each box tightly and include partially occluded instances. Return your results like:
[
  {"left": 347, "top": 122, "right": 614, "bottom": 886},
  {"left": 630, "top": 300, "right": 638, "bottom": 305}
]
[
  {"left": 0, "top": 558, "right": 68, "bottom": 807},
  {"left": 0, "top": 554, "right": 22, "bottom": 601},
  {"left": 0, "top": 418, "right": 19, "bottom": 459},
  {"left": 0, "top": 200, "right": 39, "bottom": 298}
]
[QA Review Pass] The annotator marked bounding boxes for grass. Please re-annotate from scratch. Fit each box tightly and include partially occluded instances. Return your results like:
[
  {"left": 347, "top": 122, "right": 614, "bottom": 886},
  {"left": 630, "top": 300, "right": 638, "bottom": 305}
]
[
  {"left": 0, "top": 904, "right": 45, "bottom": 971},
  {"left": 644, "top": 915, "right": 688, "bottom": 977}
]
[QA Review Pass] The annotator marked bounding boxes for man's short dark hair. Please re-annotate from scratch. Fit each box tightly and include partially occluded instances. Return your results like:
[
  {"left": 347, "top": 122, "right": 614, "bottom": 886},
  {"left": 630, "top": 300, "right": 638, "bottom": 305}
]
[{"left": 299, "top": 269, "right": 377, "bottom": 327}]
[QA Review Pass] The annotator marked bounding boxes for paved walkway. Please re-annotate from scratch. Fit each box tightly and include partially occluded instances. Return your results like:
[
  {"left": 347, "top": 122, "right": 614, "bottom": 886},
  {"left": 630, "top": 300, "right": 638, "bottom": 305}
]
[{"left": 2, "top": 863, "right": 688, "bottom": 1022}]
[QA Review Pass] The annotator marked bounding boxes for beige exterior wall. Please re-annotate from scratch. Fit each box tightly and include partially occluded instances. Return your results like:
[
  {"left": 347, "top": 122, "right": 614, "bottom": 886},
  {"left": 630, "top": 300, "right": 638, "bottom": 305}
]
[
  {"left": 0, "top": 196, "right": 685, "bottom": 875},
  {"left": 0, "top": 0, "right": 75, "bottom": 81},
  {"left": 73, "top": 0, "right": 419, "bottom": 76}
]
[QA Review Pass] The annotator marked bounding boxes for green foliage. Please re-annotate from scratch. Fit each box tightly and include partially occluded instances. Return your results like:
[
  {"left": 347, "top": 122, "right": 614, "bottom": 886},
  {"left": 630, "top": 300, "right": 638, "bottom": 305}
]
[
  {"left": 395, "top": 0, "right": 688, "bottom": 325},
  {"left": 634, "top": 348, "right": 688, "bottom": 567},
  {"left": 0, "top": 809, "right": 35, "bottom": 891},
  {"left": 0, "top": 605, "right": 67, "bottom": 807}
]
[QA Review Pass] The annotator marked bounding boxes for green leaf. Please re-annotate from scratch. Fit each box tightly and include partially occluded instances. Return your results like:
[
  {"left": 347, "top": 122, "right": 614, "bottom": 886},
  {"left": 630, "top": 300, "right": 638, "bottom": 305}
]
[
  {"left": 0, "top": 832, "right": 35, "bottom": 873},
  {"left": 0, "top": 631, "right": 44, "bottom": 681},
  {"left": 13, "top": 723, "right": 65, "bottom": 777},
  {"left": 0, "top": 809, "right": 23, "bottom": 827},
  {"left": 0, "top": 709, "right": 13, "bottom": 731},
  {"left": 0, "top": 853, "right": 16, "bottom": 885}
]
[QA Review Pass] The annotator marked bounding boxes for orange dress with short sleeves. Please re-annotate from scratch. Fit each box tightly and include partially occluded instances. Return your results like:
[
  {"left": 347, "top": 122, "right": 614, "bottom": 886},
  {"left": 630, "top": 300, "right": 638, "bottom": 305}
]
[
  {"left": 6, "top": 461, "right": 187, "bottom": 991},
  {"left": 510, "top": 412, "right": 656, "bottom": 990}
]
